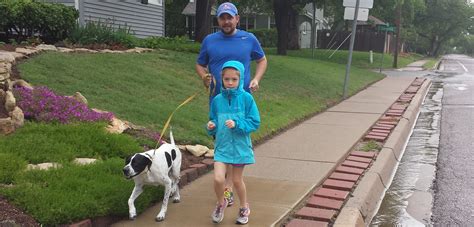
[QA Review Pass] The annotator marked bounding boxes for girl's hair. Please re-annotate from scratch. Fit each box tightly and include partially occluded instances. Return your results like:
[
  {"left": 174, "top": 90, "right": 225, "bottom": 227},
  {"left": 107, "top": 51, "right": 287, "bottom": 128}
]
[{"left": 222, "top": 67, "right": 240, "bottom": 77}]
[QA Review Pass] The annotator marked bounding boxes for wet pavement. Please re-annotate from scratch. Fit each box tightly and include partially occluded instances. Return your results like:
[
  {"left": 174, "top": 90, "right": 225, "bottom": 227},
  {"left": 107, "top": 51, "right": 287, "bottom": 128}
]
[
  {"left": 372, "top": 54, "right": 474, "bottom": 226},
  {"left": 371, "top": 78, "right": 442, "bottom": 226}
]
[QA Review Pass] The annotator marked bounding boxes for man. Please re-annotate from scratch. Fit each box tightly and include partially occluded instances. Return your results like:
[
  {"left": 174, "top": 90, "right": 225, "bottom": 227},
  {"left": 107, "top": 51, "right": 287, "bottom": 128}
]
[
  {"left": 196, "top": 2, "right": 267, "bottom": 98},
  {"left": 195, "top": 1, "right": 267, "bottom": 210}
]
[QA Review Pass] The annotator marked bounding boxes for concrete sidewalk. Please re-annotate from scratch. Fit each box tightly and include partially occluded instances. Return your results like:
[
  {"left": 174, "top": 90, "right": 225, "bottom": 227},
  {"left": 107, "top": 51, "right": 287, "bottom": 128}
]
[{"left": 112, "top": 76, "right": 418, "bottom": 227}]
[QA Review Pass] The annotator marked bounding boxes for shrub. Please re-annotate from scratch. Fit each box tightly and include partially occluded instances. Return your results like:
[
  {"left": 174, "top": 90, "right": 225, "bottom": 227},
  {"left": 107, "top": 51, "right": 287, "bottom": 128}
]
[
  {"left": 0, "top": 153, "right": 27, "bottom": 184},
  {"left": 137, "top": 36, "right": 200, "bottom": 53},
  {"left": 1, "top": 0, "right": 78, "bottom": 43},
  {"left": 13, "top": 86, "right": 113, "bottom": 124},
  {"left": 66, "top": 20, "right": 137, "bottom": 49},
  {"left": 248, "top": 28, "right": 277, "bottom": 47}
]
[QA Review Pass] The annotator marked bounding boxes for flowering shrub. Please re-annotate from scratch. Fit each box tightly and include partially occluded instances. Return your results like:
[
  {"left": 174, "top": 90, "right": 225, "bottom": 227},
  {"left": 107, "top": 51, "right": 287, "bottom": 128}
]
[{"left": 14, "top": 86, "right": 113, "bottom": 124}]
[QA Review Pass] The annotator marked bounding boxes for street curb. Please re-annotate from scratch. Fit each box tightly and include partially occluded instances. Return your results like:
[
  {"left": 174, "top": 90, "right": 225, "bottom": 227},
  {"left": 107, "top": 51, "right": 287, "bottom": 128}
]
[{"left": 334, "top": 78, "right": 432, "bottom": 226}]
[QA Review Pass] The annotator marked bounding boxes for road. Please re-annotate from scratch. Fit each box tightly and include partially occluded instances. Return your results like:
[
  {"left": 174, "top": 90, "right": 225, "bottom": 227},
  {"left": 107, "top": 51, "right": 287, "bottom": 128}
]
[{"left": 432, "top": 54, "right": 474, "bottom": 225}]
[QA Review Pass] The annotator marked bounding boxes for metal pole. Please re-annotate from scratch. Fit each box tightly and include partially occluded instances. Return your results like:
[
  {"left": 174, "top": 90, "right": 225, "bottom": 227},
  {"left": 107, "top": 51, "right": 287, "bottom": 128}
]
[
  {"left": 379, "top": 29, "right": 387, "bottom": 73},
  {"left": 343, "top": 0, "right": 360, "bottom": 99},
  {"left": 311, "top": 0, "right": 316, "bottom": 58}
]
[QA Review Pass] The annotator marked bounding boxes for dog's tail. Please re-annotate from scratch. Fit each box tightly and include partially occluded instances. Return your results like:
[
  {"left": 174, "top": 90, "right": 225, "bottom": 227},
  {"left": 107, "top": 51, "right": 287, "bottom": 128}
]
[{"left": 169, "top": 126, "right": 175, "bottom": 146}]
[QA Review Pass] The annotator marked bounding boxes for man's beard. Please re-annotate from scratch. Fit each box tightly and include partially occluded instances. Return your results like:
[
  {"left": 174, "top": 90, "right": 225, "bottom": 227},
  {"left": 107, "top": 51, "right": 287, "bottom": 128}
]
[{"left": 221, "top": 26, "right": 236, "bottom": 35}]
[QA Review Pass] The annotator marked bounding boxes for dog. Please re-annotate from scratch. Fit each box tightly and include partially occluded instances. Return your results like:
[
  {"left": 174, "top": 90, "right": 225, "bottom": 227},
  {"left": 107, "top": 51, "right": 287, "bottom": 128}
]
[{"left": 123, "top": 129, "right": 182, "bottom": 222}]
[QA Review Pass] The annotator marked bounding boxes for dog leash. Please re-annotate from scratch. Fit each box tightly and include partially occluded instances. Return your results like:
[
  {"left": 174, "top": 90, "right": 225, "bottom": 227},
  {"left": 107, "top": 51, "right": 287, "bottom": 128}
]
[{"left": 153, "top": 74, "right": 216, "bottom": 153}]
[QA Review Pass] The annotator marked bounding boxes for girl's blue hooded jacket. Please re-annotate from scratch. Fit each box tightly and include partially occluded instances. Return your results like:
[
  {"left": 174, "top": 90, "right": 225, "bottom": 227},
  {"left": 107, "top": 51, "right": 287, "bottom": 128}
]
[{"left": 207, "top": 60, "right": 260, "bottom": 164}]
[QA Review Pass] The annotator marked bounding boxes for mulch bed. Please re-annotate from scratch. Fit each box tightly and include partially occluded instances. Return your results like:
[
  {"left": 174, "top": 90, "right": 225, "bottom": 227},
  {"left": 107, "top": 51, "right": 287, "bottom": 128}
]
[{"left": 0, "top": 195, "right": 40, "bottom": 227}]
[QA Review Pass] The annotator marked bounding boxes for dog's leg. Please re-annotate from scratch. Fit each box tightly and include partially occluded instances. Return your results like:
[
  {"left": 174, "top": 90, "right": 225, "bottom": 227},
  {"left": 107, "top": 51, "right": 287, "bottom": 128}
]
[
  {"left": 128, "top": 184, "right": 144, "bottom": 220},
  {"left": 156, "top": 177, "right": 172, "bottom": 222},
  {"left": 171, "top": 166, "right": 181, "bottom": 203}
]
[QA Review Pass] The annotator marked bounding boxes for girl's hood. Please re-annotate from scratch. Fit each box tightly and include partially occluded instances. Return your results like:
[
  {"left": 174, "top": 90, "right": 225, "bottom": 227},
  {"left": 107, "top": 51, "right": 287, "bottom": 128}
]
[{"left": 221, "top": 60, "right": 245, "bottom": 96}]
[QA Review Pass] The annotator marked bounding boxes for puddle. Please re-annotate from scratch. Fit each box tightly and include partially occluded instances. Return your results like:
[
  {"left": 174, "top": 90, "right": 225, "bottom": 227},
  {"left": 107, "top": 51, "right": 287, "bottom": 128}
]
[{"left": 371, "top": 80, "right": 443, "bottom": 226}]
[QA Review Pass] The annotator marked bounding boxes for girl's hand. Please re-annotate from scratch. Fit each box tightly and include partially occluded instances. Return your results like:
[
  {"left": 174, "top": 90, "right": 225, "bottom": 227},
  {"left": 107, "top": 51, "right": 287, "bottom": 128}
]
[
  {"left": 207, "top": 121, "right": 216, "bottom": 130},
  {"left": 225, "top": 120, "right": 235, "bottom": 129}
]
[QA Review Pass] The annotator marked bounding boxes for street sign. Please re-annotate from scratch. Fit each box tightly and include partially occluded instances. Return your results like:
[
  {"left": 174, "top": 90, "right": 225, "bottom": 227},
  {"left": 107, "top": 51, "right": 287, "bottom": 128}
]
[
  {"left": 343, "top": 0, "right": 373, "bottom": 9},
  {"left": 344, "top": 7, "right": 369, "bottom": 21},
  {"left": 377, "top": 24, "right": 396, "bottom": 32}
]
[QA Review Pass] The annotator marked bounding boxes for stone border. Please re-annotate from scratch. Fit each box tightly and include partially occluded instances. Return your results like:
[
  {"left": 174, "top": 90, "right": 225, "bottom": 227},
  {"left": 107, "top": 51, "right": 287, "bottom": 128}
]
[
  {"left": 334, "top": 78, "right": 431, "bottom": 226},
  {"left": 283, "top": 78, "right": 431, "bottom": 227}
]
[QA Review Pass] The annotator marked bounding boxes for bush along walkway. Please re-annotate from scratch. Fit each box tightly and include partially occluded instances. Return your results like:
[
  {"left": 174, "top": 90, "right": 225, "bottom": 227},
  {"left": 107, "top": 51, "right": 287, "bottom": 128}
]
[{"left": 283, "top": 77, "right": 430, "bottom": 227}]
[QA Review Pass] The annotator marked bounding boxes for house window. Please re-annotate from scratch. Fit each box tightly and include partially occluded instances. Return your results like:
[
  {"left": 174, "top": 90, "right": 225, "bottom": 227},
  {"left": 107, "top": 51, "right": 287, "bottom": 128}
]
[
  {"left": 270, "top": 16, "right": 276, "bottom": 28},
  {"left": 147, "top": 0, "right": 163, "bottom": 6}
]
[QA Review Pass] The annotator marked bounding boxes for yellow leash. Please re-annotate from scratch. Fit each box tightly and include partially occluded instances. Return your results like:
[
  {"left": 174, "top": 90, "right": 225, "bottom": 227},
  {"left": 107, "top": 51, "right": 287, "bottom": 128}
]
[{"left": 154, "top": 75, "right": 216, "bottom": 151}]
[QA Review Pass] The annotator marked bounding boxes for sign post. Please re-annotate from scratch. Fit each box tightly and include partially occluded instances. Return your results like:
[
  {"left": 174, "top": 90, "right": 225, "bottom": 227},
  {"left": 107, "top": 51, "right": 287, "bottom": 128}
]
[
  {"left": 377, "top": 23, "right": 395, "bottom": 73},
  {"left": 342, "top": 0, "right": 373, "bottom": 99}
]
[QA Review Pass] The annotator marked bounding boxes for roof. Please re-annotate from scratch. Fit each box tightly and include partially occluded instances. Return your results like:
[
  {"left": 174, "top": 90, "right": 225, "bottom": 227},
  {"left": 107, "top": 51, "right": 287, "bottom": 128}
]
[{"left": 182, "top": 2, "right": 217, "bottom": 16}]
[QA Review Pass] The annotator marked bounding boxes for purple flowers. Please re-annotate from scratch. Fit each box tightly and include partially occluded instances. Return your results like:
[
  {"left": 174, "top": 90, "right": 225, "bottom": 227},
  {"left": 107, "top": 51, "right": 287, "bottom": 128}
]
[{"left": 14, "top": 86, "right": 114, "bottom": 124}]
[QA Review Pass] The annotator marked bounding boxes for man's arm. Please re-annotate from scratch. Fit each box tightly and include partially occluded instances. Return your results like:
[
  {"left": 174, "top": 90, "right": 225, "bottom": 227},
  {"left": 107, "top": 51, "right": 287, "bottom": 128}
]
[
  {"left": 249, "top": 56, "right": 268, "bottom": 92},
  {"left": 196, "top": 63, "right": 212, "bottom": 88}
]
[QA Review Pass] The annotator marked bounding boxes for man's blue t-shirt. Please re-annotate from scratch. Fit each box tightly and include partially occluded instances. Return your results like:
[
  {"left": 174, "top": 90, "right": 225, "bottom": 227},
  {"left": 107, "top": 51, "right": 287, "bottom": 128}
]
[{"left": 197, "top": 30, "right": 265, "bottom": 100}]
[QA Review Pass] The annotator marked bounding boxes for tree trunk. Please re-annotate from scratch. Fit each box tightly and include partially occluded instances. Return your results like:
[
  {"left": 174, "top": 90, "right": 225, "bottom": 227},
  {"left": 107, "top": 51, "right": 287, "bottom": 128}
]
[
  {"left": 273, "top": 0, "right": 290, "bottom": 55},
  {"left": 195, "top": 0, "right": 215, "bottom": 43},
  {"left": 287, "top": 6, "right": 299, "bottom": 50}
]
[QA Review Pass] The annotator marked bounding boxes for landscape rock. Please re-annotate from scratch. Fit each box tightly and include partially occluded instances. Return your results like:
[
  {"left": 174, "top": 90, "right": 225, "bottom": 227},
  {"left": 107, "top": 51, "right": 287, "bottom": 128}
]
[
  {"left": 106, "top": 117, "right": 130, "bottom": 134},
  {"left": 10, "top": 107, "right": 24, "bottom": 128},
  {"left": 0, "top": 51, "right": 15, "bottom": 63},
  {"left": 4, "top": 91, "right": 15, "bottom": 112},
  {"left": 0, "top": 118, "right": 14, "bottom": 135},
  {"left": 73, "top": 158, "right": 98, "bottom": 165},
  {"left": 71, "top": 92, "right": 88, "bottom": 105},
  {"left": 186, "top": 144, "right": 209, "bottom": 157},
  {"left": 204, "top": 149, "right": 214, "bottom": 158},
  {"left": 15, "top": 48, "right": 38, "bottom": 55},
  {"left": 11, "top": 79, "right": 33, "bottom": 89},
  {"left": 36, "top": 44, "right": 57, "bottom": 51},
  {"left": 27, "top": 162, "right": 61, "bottom": 170}
]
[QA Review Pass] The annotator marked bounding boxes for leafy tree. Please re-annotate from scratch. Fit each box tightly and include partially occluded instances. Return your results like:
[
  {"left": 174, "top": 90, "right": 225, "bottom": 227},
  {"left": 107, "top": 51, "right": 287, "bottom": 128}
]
[
  {"left": 414, "top": 0, "right": 473, "bottom": 56},
  {"left": 165, "top": 0, "right": 189, "bottom": 37},
  {"left": 194, "top": 0, "right": 216, "bottom": 42}
]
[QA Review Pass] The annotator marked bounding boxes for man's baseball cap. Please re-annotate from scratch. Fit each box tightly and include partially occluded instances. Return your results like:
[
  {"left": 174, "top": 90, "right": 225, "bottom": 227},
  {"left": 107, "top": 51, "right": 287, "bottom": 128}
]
[{"left": 217, "top": 2, "right": 238, "bottom": 17}]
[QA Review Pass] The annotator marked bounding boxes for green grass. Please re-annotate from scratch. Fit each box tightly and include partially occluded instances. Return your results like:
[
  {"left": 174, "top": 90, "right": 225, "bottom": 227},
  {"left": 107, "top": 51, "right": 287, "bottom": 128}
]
[
  {"left": 0, "top": 158, "right": 162, "bottom": 226},
  {"left": 422, "top": 57, "right": 440, "bottom": 70},
  {"left": 0, "top": 122, "right": 158, "bottom": 226},
  {"left": 0, "top": 122, "right": 142, "bottom": 164},
  {"left": 17, "top": 50, "right": 384, "bottom": 147},
  {"left": 264, "top": 48, "right": 423, "bottom": 69}
]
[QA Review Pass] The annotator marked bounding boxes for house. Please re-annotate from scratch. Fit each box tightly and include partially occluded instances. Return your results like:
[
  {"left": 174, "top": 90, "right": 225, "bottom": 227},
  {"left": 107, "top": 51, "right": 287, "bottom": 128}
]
[
  {"left": 181, "top": 1, "right": 330, "bottom": 48},
  {"left": 44, "top": 0, "right": 165, "bottom": 38}
]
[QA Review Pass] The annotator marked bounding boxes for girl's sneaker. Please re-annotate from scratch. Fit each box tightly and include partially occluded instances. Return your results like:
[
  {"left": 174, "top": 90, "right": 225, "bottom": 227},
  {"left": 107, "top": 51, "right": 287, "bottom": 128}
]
[
  {"left": 235, "top": 205, "right": 250, "bottom": 225},
  {"left": 211, "top": 199, "right": 228, "bottom": 223},
  {"left": 224, "top": 187, "right": 234, "bottom": 207}
]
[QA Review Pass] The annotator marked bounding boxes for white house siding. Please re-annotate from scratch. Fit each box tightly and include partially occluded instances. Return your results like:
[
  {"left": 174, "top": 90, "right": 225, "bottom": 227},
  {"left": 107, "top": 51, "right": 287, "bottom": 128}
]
[
  {"left": 47, "top": 0, "right": 165, "bottom": 38},
  {"left": 79, "top": 0, "right": 164, "bottom": 38},
  {"left": 42, "top": 0, "right": 76, "bottom": 7}
]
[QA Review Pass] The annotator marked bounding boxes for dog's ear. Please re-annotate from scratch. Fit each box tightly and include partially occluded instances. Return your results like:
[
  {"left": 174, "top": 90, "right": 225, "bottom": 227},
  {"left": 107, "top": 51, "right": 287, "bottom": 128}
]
[{"left": 125, "top": 155, "right": 132, "bottom": 165}]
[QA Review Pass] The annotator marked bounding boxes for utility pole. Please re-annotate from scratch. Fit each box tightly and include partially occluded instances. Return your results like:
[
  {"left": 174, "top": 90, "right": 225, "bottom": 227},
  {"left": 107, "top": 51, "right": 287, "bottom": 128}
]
[
  {"left": 393, "top": 1, "right": 402, "bottom": 68},
  {"left": 343, "top": 0, "right": 360, "bottom": 99},
  {"left": 311, "top": 0, "right": 316, "bottom": 58}
]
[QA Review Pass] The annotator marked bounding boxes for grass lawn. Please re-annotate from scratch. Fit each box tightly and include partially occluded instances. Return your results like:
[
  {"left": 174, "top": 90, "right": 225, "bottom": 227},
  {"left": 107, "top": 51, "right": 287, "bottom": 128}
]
[
  {"left": 264, "top": 48, "right": 424, "bottom": 69},
  {"left": 17, "top": 50, "right": 384, "bottom": 147},
  {"left": 0, "top": 122, "right": 157, "bottom": 226}
]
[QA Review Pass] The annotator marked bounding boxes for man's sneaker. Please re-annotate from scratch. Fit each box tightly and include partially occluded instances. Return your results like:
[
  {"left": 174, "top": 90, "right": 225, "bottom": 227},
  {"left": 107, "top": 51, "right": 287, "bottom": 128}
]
[
  {"left": 211, "top": 199, "right": 228, "bottom": 223},
  {"left": 235, "top": 205, "right": 250, "bottom": 225},
  {"left": 224, "top": 187, "right": 234, "bottom": 207}
]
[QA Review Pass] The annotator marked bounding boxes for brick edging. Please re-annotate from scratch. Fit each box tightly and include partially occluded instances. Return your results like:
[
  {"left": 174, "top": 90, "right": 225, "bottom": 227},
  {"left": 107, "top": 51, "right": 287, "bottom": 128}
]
[{"left": 283, "top": 78, "right": 431, "bottom": 227}]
